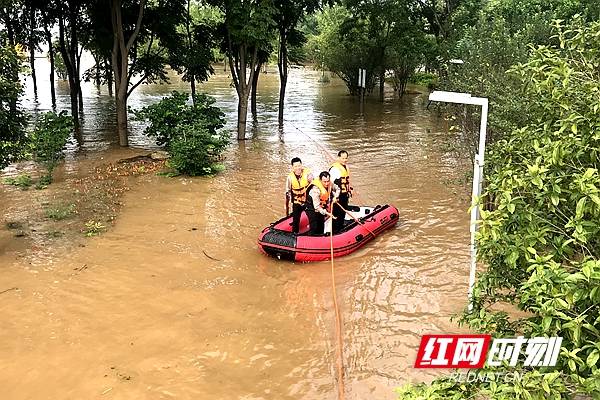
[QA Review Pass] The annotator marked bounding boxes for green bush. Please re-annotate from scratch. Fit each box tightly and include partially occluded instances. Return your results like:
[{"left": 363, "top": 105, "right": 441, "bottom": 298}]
[
  {"left": 30, "top": 111, "right": 73, "bottom": 184},
  {"left": 45, "top": 203, "right": 76, "bottom": 220},
  {"left": 133, "top": 91, "right": 225, "bottom": 147},
  {"left": 408, "top": 71, "right": 438, "bottom": 89},
  {"left": 133, "top": 91, "right": 229, "bottom": 176},
  {"left": 3, "top": 173, "right": 33, "bottom": 190},
  {"left": 0, "top": 42, "right": 27, "bottom": 169},
  {"left": 168, "top": 122, "right": 229, "bottom": 176}
]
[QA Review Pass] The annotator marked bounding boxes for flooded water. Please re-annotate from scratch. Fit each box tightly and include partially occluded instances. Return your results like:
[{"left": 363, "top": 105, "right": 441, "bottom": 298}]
[{"left": 0, "top": 57, "right": 471, "bottom": 399}]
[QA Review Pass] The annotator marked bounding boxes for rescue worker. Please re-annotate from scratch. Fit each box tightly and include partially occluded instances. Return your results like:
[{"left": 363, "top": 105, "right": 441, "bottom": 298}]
[
  {"left": 329, "top": 150, "right": 352, "bottom": 233},
  {"left": 285, "top": 157, "right": 313, "bottom": 233},
  {"left": 305, "top": 171, "right": 339, "bottom": 235}
]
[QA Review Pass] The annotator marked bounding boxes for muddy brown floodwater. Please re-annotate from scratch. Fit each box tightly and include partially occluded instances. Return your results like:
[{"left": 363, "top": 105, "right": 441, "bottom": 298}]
[{"left": 1, "top": 62, "right": 471, "bottom": 399}]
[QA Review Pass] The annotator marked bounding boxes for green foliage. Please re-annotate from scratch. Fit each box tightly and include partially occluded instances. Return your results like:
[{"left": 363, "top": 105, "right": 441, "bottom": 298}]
[
  {"left": 133, "top": 91, "right": 225, "bottom": 147},
  {"left": 3, "top": 173, "right": 33, "bottom": 189},
  {"left": 50, "top": 40, "right": 68, "bottom": 80},
  {"left": 0, "top": 42, "right": 27, "bottom": 169},
  {"left": 45, "top": 203, "right": 76, "bottom": 221},
  {"left": 30, "top": 111, "right": 73, "bottom": 183},
  {"left": 307, "top": 3, "right": 431, "bottom": 95},
  {"left": 167, "top": 122, "right": 229, "bottom": 176},
  {"left": 399, "top": 17, "right": 600, "bottom": 400},
  {"left": 408, "top": 71, "right": 439, "bottom": 90},
  {"left": 133, "top": 91, "right": 229, "bottom": 176}
]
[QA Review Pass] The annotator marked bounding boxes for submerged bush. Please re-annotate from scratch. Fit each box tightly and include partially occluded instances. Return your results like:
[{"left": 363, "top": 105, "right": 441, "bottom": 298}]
[
  {"left": 168, "top": 122, "right": 229, "bottom": 176},
  {"left": 133, "top": 91, "right": 229, "bottom": 176},
  {"left": 30, "top": 111, "right": 72, "bottom": 185}
]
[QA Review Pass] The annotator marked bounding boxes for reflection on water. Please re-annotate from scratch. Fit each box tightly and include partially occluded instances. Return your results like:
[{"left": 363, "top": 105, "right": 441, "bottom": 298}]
[{"left": 4, "top": 57, "right": 471, "bottom": 399}]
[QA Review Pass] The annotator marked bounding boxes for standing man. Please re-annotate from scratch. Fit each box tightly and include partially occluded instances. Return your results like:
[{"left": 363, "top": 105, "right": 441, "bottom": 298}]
[
  {"left": 285, "top": 157, "right": 313, "bottom": 233},
  {"left": 305, "top": 171, "right": 339, "bottom": 235},
  {"left": 329, "top": 150, "right": 352, "bottom": 233}
]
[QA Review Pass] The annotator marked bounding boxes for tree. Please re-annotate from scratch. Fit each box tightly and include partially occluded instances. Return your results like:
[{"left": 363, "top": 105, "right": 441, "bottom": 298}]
[
  {"left": 169, "top": 0, "right": 217, "bottom": 105},
  {"left": 273, "top": 0, "right": 318, "bottom": 122},
  {"left": 0, "top": 40, "right": 27, "bottom": 170},
  {"left": 56, "top": 0, "right": 85, "bottom": 129},
  {"left": 213, "top": 0, "right": 276, "bottom": 140},
  {"left": 108, "top": 0, "right": 186, "bottom": 146}
]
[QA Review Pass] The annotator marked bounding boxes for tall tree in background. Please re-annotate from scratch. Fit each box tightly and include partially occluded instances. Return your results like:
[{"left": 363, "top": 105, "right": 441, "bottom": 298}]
[
  {"left": 24, "top": 0, "right": 41, "bottom": 97},
  {"left": 214, "top": 0, "right": 276, "bottom": 140},
  {"left": 274, "top": 0, "right": 318, "bottom": 123},
  {"left": 250, "top": 46, "right": 272, "bottom": 119},
  {"left": 39, "top": 1, "right": 58, "bottom": 108},
  {"left": 169, "top": 0, "right": 217, "bottom": 105},
  {"left": 57, "top": 0, "right": 85, "bottom": 129},
  {"left": 109, "top": 0, "right": 185, "bottom": 146}
]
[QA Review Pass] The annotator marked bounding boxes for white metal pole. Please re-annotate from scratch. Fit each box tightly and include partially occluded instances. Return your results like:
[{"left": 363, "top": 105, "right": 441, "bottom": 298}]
[
  {"left": 468, "top": 99, "right": 488, "bottom": 311},
  {"left": 428, "top": 91, "right": 488, "bottom": 312}
]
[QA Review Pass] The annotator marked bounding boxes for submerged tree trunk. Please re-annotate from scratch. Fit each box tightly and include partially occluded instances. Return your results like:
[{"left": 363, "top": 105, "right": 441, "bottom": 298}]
[
  {"left": 251, "top": 62, "right": 261, "bottom": 119},
  {"left": 277, "top": 28, "right": 288, "bottom": 125},
  {"left": 44, "top": 26, "right": 56, "bottom": 109},
  {"left": 238, "top": 91, "right": 249, "bottom": 138},
  {"left": 105, "top": 57, "right": 113, "bottom": 96},
  {"left": 228, "top": 40, "right": 258, "bottom": 140},
  {"left": 379, "top": 72, "right": 385, "bottom": 102},
  {"left": 111, "top": 0, "right": 146, "bottom": 146},
  {"left": 29, "top": 6, "right": 38, "bottom": 98},
  {"left": 58, "top": 16, "right": 79, "bottom": 128}
]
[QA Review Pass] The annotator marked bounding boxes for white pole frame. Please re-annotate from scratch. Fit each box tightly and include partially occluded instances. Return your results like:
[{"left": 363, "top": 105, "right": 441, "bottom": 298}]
[{"left": 428, "top": 91, "right": 489, "bottom": 311}]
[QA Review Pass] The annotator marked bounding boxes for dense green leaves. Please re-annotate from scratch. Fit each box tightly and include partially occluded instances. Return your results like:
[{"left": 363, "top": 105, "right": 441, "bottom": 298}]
[
  {"left": 400, "top": 17, "right": 600, "bottom": 400},
  {"left": 30, "top": 111, "right": 73, "bottom": 183},
  {"left": 133, "top": 91, "right": 228, "bottom": 176},
  {"left": 0, "top": 41, "right": 26, "bottom": 169}
]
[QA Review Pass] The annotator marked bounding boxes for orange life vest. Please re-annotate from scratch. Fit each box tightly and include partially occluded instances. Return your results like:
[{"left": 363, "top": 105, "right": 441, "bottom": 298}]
[
  {"left": 312, "top": 178, "right": 330, "bottom": 208},
  {"left": 289, "top": 168, "right": 311, "bottom": 204},
  {"left": 330, "top": 162, "right": 350, "bottom": 193}
]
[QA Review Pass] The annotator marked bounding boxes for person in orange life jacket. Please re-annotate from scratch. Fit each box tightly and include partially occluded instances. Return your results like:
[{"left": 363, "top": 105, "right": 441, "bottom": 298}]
[
  {"left": 285, "top": 157, "right": 314, "bottom": 233},
  {"left": 305, "top": 171, "right": 340, "bottom": 235},
  {"left": 329, "top": 150, "right": 352, "bottom": 233}
]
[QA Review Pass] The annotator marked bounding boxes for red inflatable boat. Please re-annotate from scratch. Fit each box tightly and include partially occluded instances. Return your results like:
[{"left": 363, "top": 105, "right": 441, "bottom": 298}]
[{"left": 257, "top": 204, "right": 399, "bottom": 262}]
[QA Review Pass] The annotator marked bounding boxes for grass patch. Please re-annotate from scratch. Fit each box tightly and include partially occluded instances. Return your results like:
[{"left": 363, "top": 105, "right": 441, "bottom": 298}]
[
  {"left": 45, "top": 203, "right": 76, "bottom": 221},
  {"left": 3, "top": 174, "right": 33, "bottom": 190}
]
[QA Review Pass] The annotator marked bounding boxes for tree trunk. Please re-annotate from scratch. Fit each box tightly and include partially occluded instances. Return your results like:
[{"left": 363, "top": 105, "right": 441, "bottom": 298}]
[
  {"left": 29, "top": 6, "right": 37, "bottom": 97},
  {"left": 379, "top": 72, "right": 385, "bottom": 102},
  {"left": 116, "top": 95, "right": 128, "bottom": 146},
  {"left": 251, "top": 62, "right": 261, "bottom": 119},
  {"left": 185, "top": 0, "right": 196, "bottom": 105},
  {"left": 277, "top": 29, "right": 288, "bottom": 125},
  {"left": 278, "top": 73, "right": 287, "bottom": 124},
  {"left": 190, "top": 76, "right": 196, "bottom": 104},
  {"left": 58, "top": 16, "right": 79, "bottom": 128},
  {"left": 379, "top": 49, "right": 385, "bottom": 102},
  {"left": 45, "top": 26, "right": 56, "bottom": 109},
  {"left": 110, "top": 0, "right": 145, "bottom": 146},
  {"left": 105, "top": 57, "right": 113, "bottom": 96},
  {"left": 237, "top": 91, "right": 249, "bottom": 140}
]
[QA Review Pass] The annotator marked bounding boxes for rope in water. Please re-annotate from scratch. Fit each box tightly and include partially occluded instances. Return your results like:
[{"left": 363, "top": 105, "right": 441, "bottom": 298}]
[{"left": 329, "top": 215, "right": 345, "bottom": 400}]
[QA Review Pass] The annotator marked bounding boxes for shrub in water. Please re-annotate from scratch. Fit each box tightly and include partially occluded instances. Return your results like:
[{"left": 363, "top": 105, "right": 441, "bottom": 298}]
[
  {"left": 30, "top": 111, "right": 73, "bottom": 184},
  {"left": 133, "top": 92, "right": 229, "bottom": 176},
  {"left": 168, "top": 122, "right": 229, "bottom": 176}
]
